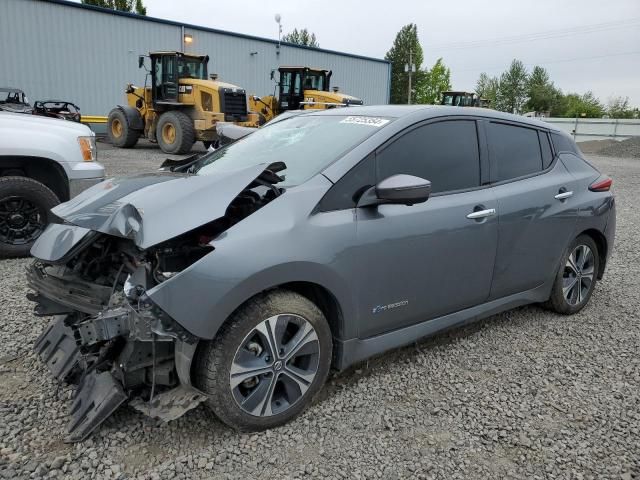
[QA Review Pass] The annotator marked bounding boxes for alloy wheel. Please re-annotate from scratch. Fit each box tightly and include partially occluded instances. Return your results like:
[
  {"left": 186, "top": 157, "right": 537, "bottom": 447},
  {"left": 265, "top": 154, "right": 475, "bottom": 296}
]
[
  {"left": 230, "top": 314, "right": 320, "bottom": 417},
  {"left": 563, "top": 244, "right": 595, "bottom": 305},
  {"left": 0, "top": 196, "right": 46, "bottom": 245}
]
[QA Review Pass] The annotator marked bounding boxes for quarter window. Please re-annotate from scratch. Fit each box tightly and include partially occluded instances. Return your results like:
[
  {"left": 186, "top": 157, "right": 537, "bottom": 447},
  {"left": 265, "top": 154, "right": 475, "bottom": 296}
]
[
  {"left": 551, "top": 132, "right": 582, "bottom": 156},
  {"left": 539, "top": 131, "right": 554, "bottom": 169},
  {"left": 488, "top": 123, "right": 543, "bottom": 182},
  {"left": 376, "top": 120, "right": 480, "bottom": 194}
]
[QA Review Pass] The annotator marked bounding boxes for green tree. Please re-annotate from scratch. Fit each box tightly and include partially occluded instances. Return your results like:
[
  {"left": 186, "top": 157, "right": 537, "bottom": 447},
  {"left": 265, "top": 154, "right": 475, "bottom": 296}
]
[
  {"left": 134, "top": 0, "right": 146, "bottom": 15},
  {"left": 494, "top": 59, "right": 529, "bottom": 113},
  {"left": 526, "top": 66, "right": 561, "bottom": 114},
  {"left": 475, "top": 72, "right": 499, "bottom": 107},
  {"left": 385, "top": 24, "right": 424, "bottom": 104},
  {"left": 556, "top": 92, "right": 604, "bottom": 118},
  {"left": 607, "top": 96, "right": 635, "bottom": 119},
  {"left": 415, "top": 58, "right": 451, "bottom": 104},
  {"left": 282, "top": 28, "right": 319, "bottom": 47},
  {"left": 81, "top": 0, "right": 147, "bottom": 15}
]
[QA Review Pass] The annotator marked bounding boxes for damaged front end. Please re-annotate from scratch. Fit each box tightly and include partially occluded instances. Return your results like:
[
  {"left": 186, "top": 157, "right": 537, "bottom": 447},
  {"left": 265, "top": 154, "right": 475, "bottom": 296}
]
[
  {"left": 29, "top": 163, "right": 285, "bottom": 442},
  {"left": 30, "top": 233, "right": 210, "bottom": 442}
]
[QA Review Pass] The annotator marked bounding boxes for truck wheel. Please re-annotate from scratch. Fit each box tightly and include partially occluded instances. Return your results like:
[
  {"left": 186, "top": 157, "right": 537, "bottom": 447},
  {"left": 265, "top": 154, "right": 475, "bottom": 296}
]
[
  {"left": 107, "top": 108, "right": 140, "bottom": 148},
  {"left": 0, "top": 176, "right": 59, "bottom": 258},
  {"left": 194, "top": 289, "right": 332, "bottom": 432},
  {"left": 156, "top": 111, "right": 195, "bottom": 154}
]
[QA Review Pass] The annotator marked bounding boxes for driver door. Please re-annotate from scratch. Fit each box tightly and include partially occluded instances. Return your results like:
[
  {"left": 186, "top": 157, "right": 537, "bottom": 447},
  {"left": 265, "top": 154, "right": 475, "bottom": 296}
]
[
  {"left": 279, "top": 71, "right": 303, "bottom": 111},
  {"left": 153, "top": 55, "right": 178, "bottom": 103},
  {"left": 354, "top": 119, "right": 499, "bottom": 337}
]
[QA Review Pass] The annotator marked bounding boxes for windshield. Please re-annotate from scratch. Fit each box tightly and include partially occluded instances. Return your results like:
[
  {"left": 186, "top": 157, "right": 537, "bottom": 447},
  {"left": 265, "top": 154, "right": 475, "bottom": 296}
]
[
  {"left": 194, "top": 115, "right": 393, "bottom": 186},
  {"left": 0, "top": 90, "right": 28, "bottom": 105}
]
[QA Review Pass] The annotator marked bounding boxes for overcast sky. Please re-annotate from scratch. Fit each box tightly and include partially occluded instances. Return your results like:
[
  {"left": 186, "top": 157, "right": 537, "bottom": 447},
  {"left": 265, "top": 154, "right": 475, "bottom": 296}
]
[{"left": 129, "top": 0, "right": 640, "bottom": 105}]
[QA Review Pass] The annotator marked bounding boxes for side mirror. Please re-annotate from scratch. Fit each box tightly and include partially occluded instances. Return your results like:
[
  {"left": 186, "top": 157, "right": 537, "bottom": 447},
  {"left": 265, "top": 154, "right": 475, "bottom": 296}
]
[
  {"left": 358, "top": 174, "right": 431, "bottom": 208},
  {"left": 138, "top": 56, "right": 145, "bottom": 69},
  {"left": 270, "top": 69, "right": 275, "bottom": 80}
]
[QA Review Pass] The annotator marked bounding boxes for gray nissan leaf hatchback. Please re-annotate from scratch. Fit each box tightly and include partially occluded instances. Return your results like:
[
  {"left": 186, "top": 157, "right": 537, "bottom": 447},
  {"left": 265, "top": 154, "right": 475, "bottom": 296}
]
[{"left": 29, "top": 106, "right": 615, "bottom": 440}]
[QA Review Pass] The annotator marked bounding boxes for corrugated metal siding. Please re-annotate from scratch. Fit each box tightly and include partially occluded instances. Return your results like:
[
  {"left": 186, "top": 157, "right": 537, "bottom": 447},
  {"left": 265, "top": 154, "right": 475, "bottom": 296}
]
[{"left": 1, "top": 0, "right": 390, "bottom": 115}]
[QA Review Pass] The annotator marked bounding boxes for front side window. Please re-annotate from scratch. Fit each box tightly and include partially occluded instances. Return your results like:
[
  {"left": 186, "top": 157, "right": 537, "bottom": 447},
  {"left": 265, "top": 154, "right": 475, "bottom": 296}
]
[
  {"left": 178, "top": 58, "right": 206, "bottom": 80},
  {"left": 377, "top": 120, "right": 481, "bottom": 194},
  {"left": 194, "top": 115, "right": 393, "bottom": 187},
  {"left": 488, "top": 122, "right": 543, "bottom": 182}
]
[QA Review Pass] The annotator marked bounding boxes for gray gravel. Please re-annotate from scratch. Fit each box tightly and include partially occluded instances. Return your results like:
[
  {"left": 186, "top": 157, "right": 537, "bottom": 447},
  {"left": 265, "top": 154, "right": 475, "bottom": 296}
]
[
  {"left": 0, "top": 147, "right": 638, "bottom": 479},
  {"left": 579, "top": 137, "right": 640, "bottom": 159}
]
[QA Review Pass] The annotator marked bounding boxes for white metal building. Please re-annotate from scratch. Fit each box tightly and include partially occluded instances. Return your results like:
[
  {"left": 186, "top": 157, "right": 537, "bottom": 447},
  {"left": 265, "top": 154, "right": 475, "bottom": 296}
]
[{"left": 0, "top": 0, "right": 391, "bottom": 116}]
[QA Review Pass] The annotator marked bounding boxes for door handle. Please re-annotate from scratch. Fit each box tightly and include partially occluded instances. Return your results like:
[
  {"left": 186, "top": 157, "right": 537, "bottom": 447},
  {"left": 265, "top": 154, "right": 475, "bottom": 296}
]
[
  {"left": 554, "top": 191, "right": 573, "bottom": 200},
  {"left": 466, "top": 208, "right": 496, "bottom": 219}
]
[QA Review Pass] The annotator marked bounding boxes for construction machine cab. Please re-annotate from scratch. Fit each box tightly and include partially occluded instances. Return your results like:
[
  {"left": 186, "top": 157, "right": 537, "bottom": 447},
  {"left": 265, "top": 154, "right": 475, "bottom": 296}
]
[
  {"left": 277, "top": 67, "right": 332, "bottom": 111},
  {"left": 440, "top": 91, "right": 491, "bottom": 108},
  {"left": 146, "top": 52, "right": 209, "bottom": 105},
  {"left": 441, "top": 91, "right": 478, "bottom": 107}
]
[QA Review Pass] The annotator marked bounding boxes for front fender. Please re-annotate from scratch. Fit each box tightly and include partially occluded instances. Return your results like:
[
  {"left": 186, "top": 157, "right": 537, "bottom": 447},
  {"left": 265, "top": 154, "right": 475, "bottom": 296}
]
[
  {"left": 146, "top": 175, "right": 356, "bottom": 340},
  {"left": 149, "top": 259, "right": 353, "bottom": 340}
]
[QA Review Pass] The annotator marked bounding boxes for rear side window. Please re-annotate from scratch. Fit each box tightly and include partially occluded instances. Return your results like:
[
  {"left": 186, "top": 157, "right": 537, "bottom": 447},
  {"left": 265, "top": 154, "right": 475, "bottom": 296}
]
[
  {"left": 488, "top": 122, "right": 542, "bottom": 182},
  {"left": 539, "top": 131, "right": 554, "bottom": 169},
  {"left": 551, "top": 132, "right": 582, "bottom": 156},
  {"left": 377, "top": 120, "right": 480, "bottom": 194}
]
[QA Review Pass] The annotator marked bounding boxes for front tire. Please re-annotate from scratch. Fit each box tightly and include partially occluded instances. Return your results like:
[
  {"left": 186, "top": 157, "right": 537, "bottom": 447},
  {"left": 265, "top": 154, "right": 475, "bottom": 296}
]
[
  {"left": 0, "top": 176, "right": 59, "bottom": 258},
  {"left": 545, "top": 234, "right": 600, "bottom": 314},
  {"left": 156, "top": 111, "right": 195, "bottom": 154},
  {"left": 107, "top": 108, "right": 140, "bottom": 148},
  {"left": 194, "top": 290, "right": 332, "bottom": 431}
]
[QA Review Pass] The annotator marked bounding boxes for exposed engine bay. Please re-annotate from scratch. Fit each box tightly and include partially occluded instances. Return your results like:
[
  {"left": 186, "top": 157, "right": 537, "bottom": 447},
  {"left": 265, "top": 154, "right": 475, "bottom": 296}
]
[{"left": 29, "top": 164, "right": 284, "bottom": 442}]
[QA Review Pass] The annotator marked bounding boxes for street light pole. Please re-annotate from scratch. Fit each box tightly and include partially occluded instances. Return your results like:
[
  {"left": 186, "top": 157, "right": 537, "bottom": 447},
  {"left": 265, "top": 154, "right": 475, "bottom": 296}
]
[
  {"left": 405, "top": 49, "right": 415, "bottom": 105},
  {"left": 408, "top": 49, "right": 412, "bottom": 105}
]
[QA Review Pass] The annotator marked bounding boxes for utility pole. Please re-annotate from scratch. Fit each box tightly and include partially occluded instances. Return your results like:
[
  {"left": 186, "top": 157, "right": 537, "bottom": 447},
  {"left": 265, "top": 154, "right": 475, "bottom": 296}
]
[
  {"left": 275, "top": 14, "right": 282, "bottom": 56},
  {"left": 404, "top": 49, "right": 415, "bottom": 105}
]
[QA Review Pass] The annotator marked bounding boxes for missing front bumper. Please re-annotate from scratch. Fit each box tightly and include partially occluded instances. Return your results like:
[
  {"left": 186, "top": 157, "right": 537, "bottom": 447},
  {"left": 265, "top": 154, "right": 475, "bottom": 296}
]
[{"left": 33, "top": 312, "right": 206, "bottom": 442}]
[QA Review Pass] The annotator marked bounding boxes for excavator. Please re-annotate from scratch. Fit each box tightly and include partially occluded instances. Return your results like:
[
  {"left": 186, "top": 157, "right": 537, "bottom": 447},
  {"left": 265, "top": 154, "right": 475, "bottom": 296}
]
[
  {"left": 107, "top": 51, "right": 260, "bottom": 154},
  {"left": 248, "top": 66, "right": 363, "bottom": 124}
]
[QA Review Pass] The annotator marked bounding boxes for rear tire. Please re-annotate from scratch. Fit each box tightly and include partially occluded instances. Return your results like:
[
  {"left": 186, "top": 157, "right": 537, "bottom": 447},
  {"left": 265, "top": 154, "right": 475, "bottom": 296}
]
[
  {"left": 107, "top": 108, "right": 140, "bottom": 148},
  {"left": 544, "top": 234, "right": 600, "bottom": 314},
  {"left": 156, "top": 111, "right": 195, "bottom": 154},
  {"left": 0, "top": 176, "right": 59, "bottom": 258},
  {"left": 194, "top": 290, "right": 332, "bottom": 432}
]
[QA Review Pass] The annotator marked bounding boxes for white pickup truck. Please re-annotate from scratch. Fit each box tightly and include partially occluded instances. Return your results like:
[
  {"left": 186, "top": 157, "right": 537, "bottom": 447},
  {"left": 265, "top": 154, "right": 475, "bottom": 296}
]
[{"left": 0, "top": 112, "right": 105, "bottom": 256}]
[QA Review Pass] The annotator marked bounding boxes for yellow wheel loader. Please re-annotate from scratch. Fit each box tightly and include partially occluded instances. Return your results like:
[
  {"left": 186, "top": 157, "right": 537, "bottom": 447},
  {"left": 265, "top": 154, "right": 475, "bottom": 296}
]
[
  {"left": 248, "top": 67, "right": 363, "bottom": 124},
  {"left": 107, "top": 52, "right": 259, "bottom": 154},
  {"left": 440, "top": 91, "right": 490, "bottom": 108}
]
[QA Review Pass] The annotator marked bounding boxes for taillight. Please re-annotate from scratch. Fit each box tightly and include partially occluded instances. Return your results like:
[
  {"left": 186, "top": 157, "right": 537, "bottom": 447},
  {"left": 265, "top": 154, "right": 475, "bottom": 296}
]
[{"left": 589, "top": 176, "right": 613, "bottom": 192}]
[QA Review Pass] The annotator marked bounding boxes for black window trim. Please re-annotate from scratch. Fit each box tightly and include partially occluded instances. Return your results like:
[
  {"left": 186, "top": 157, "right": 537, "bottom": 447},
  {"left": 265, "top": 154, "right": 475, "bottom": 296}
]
[{"left": 484, "top": 119, "right": 559, "bottom": 187}]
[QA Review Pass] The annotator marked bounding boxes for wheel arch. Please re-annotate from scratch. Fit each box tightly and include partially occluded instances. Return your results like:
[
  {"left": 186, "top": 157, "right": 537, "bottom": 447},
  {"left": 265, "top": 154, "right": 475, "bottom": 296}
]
[
  {"left": 0, "top": 156, "right": 68, "bottom": 201},
  {"left": 189, "top": 279, "right": 348, "bottom": 377},
  {"left": 578, "top": 228, "right": 608, "bottom": 280}
]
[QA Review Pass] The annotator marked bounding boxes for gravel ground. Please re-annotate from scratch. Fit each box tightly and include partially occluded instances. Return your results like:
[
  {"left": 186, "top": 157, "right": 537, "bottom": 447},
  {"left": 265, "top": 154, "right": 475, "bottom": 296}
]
[
  {"left": 0, "top": 146, "right": 638, "bottom": 479},
  {"left": 579, "top": 137, "right": 640, "bottom": 159}
]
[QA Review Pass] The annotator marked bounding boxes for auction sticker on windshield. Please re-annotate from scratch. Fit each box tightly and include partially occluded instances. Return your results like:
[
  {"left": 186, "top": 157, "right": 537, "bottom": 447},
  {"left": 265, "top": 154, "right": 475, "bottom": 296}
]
[{"left": 340, "top": 116, "right": 390, "bottom": 127}]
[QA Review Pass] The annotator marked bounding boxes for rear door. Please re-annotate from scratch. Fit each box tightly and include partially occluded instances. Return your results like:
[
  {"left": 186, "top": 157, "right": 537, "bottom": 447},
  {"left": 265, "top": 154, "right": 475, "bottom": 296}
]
[
  {"left": 486, "top": 121, "right": 578, "bottom": 300},
  {"left": 354, "top": 118, "right": 499, "bottom": 337}
]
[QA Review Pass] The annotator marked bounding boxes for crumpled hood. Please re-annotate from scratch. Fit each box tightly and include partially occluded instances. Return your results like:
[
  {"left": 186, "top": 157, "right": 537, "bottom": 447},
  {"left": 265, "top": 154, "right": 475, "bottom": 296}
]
[{"left": 52, "top": 163, "right": 275, "bottom": 249}]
